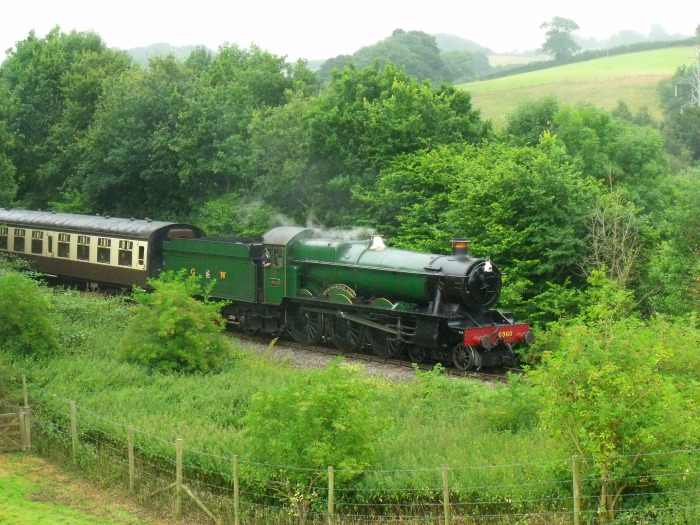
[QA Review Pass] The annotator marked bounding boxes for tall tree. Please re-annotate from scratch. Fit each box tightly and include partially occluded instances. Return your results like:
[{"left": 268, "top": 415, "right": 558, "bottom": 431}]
[
  {"left": 0, "top": 27, "right": 131, "bottom": 208},
  {"left": 552, "top": 104, "right": 669, "bottom": 214},
  {"left": 540, "top": 17, "right": 581, "bottom": 61},
  {"left": 0, "top": 84, "right": 17, "bottom": 206},
  {"left": 74, "top": 55, "right": 192, "bottom": 218},
  {"left": 174, "top": 44, "right": 317, "bottom": 202},
  {"left": 308, "top": 60, "right": 489, "bottom": 225}
]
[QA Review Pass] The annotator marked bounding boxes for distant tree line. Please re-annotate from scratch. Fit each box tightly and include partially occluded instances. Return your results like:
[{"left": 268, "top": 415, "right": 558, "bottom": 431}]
[
  {"left": 316, "top": 29, "right": 490, "bottom": 83},
  {"left": 0, "top": 26, "right": 697, "bottom": 326}
]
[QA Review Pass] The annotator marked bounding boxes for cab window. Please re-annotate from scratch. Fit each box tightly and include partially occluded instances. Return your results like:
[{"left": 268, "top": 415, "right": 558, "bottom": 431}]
[{"left": 273, "top": 247, "right": 284, "bottom": 267}]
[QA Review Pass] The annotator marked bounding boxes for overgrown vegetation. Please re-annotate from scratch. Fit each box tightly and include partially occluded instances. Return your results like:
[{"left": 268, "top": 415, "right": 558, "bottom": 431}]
[
  {"left": 118, "top": 272, "right": 231, "bottom": 373},
  {"left": 0, "top": 264, "right": 697, "bottom": 522},
  {"left": 0, "top": 258, "right": 58, "bottom": 357}
]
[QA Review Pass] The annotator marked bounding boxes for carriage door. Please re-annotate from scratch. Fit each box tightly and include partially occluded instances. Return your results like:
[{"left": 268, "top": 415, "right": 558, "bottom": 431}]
[
  {"left": 263, "top": 245, "right": 285, "bottom": 305},
  {"left": 47, "top": 233, "right": 54, "bottom": 257}
]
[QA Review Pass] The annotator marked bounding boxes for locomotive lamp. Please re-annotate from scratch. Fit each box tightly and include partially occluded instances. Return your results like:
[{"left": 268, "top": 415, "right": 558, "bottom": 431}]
[{"left": 450, "top": 238, "right": 470, "bottom": 256}]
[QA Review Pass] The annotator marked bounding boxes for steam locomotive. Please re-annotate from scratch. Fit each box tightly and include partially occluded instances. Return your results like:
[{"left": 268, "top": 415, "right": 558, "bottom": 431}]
[{"left": 0, "top": 209, "right": 533, "bottom": 370}]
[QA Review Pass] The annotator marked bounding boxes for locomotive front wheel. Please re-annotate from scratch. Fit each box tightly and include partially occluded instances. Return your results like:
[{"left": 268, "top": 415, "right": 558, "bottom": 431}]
[
  {"left": 452, "top": 343, "right": 476, "bottom": 371},
  {"left": 367, "top": 328, "right": 403, "bottom": 359},
  {"left": 328, "top": 316, "right": 365, "bottom": 352},
  {"left": 407, "top": 346, "right": 428, "bottom": 364},
  {"left": 287, "top": 305, "right": 324, "bottom": 345}
]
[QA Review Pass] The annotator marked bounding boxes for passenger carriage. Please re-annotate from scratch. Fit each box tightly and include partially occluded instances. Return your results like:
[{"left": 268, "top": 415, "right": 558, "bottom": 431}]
[{"left": 0, "top": 209, "right": 203, "bottom": 288}]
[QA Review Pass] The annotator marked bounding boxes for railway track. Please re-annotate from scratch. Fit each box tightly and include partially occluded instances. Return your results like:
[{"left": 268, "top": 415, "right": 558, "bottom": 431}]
[{"left": 230, "top": 330, "right": 520, "bottom": 384}]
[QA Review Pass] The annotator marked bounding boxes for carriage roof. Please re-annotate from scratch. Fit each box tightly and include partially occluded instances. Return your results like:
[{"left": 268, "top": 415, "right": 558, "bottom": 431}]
[{"left": 0, "top": 209, "right": 203, "bottom": 239}]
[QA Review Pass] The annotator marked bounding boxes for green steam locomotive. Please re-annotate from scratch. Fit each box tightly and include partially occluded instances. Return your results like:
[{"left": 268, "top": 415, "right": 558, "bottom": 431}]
[{"left": 165, "top": 226, "right": 533, "bottom": 370}]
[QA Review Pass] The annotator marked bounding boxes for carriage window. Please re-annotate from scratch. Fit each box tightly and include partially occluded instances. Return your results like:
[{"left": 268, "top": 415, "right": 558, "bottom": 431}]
[
  {"left": 31, "top": 230, "right": 44, "bottom": 254},
  {"left": 57, "top": 233, "right": 70, "bottom": 258},
  {"left": 77, "top": 235, "right": 90, "bottom": 261},
  {"left": 97, "top": 237, "right": 111, "bottom": 264},
  {"left": 118, "top": 240, "right": 133, "bottom": 267},
  {"left": 13, "top": 228, "right": 25, "bottom": 252},
  {"left": 0, "top": 227, "right": 7, "bottom": 250},
  {"left": 138, "top": 245, "right": 145, "bottom": 266}
]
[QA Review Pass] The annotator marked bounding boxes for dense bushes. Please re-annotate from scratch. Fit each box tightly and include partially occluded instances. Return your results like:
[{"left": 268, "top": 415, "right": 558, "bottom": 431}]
[
  {"left": 0, "top": 262, "right": 58, "bottom": 357},
  {"left": 118, "top": 272, "right": 232, "bottom": 373}
]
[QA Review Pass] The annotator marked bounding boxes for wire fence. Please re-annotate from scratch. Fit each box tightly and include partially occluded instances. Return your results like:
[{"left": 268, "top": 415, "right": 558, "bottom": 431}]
[{"left": 10, "top": 377, "right": 700, "bottom": 524}]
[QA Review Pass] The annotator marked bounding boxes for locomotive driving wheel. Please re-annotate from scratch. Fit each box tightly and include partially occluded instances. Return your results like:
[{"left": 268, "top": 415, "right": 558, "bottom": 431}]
[
  {"left": 287, "top": 305, "right": 324, "bottom": 345},
  {"left": 367, "top": 327, "right": 403, "bottom": 359},
  {"left": 328, "top": 316, "right": 365, "bottom": 352},
  {"left": 452, "top": 343, "right": 476, "bottom": 371}
]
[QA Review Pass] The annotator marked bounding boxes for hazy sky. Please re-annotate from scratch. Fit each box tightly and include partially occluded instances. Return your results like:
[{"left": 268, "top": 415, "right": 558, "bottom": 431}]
[{"left": 2, "top": 1, "right": 697, "bottom": 61}]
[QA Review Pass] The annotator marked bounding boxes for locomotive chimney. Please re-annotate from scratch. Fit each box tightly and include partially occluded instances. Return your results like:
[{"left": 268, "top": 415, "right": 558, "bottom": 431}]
[
  {"left": 370, "top": 234, "right": 386, "bottom": 250},
  {"left": 451, "top": 238, "right": 470, "bottom": 256}
]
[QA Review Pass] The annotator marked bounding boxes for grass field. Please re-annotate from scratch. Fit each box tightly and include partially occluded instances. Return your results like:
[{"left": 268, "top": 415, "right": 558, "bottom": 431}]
[
  {"left": 0, "top": 452, "right": 171, "bottom": 525},
  {"left": 463, "top": 46, "right": 698, "bottom": 129}
]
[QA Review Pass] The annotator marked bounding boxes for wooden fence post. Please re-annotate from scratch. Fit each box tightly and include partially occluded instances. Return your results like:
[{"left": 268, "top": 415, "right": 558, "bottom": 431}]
[
  {"left": 233, "top": 455, "right": 240, "bottom": 525},
  {"left": 327, "top": 466, "right": 335, "bottom": 525},
  {"left": 442, "top": 464, "right": 451, "bottom": 525},
  {"left": 175, "top": 438, "right": 183, "bottom": 517},
  {"left": 22, "top": 375, "right": 30, "bottom": 450},
  {"left": 572, "top": 455, "right": 581, "bottom": 525},
  {"left": 22, "top": 375, "right": 28, "bottom": 407},
  {"left": 128, "top": 425, "right": 135, "bottom": 492},
  {"left": 70, "top": 401, "right": 77, "bottom": 462}
]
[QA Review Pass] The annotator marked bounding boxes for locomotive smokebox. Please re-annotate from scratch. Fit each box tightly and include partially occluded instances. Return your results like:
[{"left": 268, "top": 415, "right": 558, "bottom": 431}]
[{"left": 451, "top": 239, "right": 470, "bottom": 256}]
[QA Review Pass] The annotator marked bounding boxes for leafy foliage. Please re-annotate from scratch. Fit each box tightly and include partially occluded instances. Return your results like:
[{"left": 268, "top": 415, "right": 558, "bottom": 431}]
[
  {"left": 186, "top": 191, "right": 274, "bottom": 237},
  {"left": 318, "top": 29, "right": 450, "bottom": 84},
  {"left": 306, "top": 60, "right": 489, "bottom": 224},
  {"left": 241, "top": 359, "right": 386, "bottom": 515},
  {"left": 0, "top": 265, "right": 58, "bottom": 357},
  {"left": 529, "top": 277, "right": 700, "bottom": 522},
  {"left": 118, "top": 272, "right": 230, "bottom": 373},
  {"left": 0, "top": 26, "right": 131, "bottom": 209},
  {"left": 553, "top": 104, "right": 669, "bottom": 214},
  {"left": 640, "top": 167, "right": 700, "bottom": 315}
]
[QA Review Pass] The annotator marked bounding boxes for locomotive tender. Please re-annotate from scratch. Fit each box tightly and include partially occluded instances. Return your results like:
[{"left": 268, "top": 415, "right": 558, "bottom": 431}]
[{"left": 1, "top": 209, "right": 533, "bottom": 371}]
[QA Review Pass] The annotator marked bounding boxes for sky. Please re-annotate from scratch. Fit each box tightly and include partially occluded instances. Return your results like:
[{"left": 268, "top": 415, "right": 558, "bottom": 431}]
[{"left": 1, "top": 1, "right": 697, "bottom": 61}]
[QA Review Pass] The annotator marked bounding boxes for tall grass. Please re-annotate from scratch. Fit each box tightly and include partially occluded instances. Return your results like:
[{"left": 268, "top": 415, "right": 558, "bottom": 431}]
[
  {"left": 6, "top": 287, "right": 568, "bottom": 509},
  {"left": 3, "top": 285, "right": 696, "bottom": 523}
]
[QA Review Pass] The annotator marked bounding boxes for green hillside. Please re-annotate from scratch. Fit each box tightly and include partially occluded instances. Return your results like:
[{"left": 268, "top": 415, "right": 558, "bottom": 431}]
[{"left": 462, "top": 46, "right": 697, "bottom": 129}]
